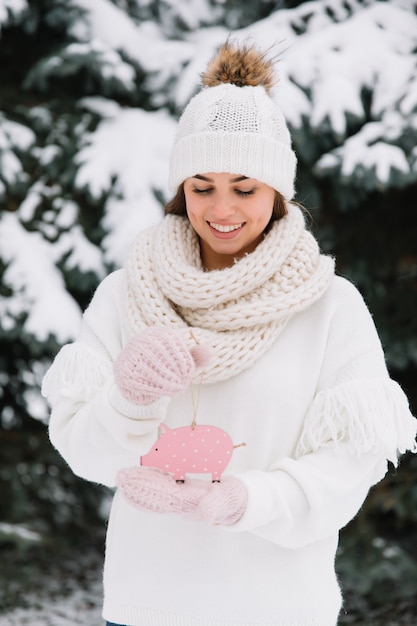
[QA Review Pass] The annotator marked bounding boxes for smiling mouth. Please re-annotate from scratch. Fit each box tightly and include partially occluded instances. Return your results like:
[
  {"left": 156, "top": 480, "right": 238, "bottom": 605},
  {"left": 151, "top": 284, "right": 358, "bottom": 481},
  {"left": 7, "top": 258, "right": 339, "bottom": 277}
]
[{"left": 208, "top": 222, "right": 244, "bottom": 233}]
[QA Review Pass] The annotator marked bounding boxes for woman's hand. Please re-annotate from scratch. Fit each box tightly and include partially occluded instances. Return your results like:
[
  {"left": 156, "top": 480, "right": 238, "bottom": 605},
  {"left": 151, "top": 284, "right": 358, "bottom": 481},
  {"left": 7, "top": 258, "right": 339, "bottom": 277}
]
[
  {"left": 116, "top": 466, "right": 247, "bottom": 526},
  {"left": 113, "top": 326, "right": 209, "bottom": 405}
]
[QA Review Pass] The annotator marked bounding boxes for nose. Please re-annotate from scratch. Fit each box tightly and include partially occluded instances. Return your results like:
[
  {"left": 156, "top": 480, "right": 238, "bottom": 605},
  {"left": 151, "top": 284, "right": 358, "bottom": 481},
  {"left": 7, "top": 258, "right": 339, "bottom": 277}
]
[{"left": 211, "top": 193, "right": 234, "bottom": 218}]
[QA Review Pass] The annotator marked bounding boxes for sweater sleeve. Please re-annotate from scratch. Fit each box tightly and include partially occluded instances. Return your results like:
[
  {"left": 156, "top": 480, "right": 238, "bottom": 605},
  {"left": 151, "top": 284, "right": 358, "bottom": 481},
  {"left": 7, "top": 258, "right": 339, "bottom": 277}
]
[
  {"left": 42, "top": 270, "right": 168, "bottom": 488},
  {"left": 230, "top": 277, "right": 417, "bottom": 548}
]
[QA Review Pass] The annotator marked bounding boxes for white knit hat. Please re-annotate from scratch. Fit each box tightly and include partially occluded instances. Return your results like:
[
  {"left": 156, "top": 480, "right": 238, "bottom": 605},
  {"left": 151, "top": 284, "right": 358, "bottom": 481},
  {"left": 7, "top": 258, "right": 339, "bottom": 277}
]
[{"left": 168, "top": 42, "right": 297, "bottom": 200}]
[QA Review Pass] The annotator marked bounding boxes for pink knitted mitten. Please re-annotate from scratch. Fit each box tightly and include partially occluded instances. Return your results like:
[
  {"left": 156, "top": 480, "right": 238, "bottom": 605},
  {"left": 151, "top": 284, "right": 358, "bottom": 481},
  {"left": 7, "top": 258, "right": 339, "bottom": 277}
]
[
  {"left": 116, "top": 466, "right": 211, "bottom": 514},
  {"left": 117, "top": 467, "right": 247, "bottom": 526},
  {"left": 113, "top": 327, "right": 210, "bottom": 405},
  {"left": 194, "top": 477, "right": 248, "bottom": 526}
]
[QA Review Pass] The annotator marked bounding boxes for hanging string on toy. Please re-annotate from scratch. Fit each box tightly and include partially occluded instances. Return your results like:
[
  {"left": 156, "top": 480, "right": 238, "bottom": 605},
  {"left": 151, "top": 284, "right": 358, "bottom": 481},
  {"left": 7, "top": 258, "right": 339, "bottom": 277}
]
[{"left": 189, "top": 329, "right": 203, "bottom": 430}]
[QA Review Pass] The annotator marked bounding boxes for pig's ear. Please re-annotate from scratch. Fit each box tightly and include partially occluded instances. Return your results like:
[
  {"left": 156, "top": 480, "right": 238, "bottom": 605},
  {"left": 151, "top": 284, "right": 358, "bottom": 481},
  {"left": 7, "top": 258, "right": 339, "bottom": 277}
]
[{"left": 158, "top": 424, "right": 171, "bottom": 436}]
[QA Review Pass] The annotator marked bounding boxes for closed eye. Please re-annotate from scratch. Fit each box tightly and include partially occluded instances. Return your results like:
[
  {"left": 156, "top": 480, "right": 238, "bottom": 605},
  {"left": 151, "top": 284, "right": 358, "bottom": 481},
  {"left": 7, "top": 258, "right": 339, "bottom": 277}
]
[
  {"left": 235, "top": 189, "right": 255, "bottom": 197},
  {"left": 192, "top": 187, "right": 213, "bottom": 195}
]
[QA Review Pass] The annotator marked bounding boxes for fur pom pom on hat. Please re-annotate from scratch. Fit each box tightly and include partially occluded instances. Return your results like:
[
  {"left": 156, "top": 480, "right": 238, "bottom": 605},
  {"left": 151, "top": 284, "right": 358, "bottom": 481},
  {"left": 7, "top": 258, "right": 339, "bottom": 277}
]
[{"left": 168, "top": 40, "right": 297, "bottom": 200}]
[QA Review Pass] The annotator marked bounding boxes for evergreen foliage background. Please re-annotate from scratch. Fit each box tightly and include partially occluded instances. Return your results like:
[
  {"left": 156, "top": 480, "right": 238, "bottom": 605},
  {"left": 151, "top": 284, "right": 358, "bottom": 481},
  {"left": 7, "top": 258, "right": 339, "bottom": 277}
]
[{"left": 0, "top": 0, "right": 416, "bottom": 619}]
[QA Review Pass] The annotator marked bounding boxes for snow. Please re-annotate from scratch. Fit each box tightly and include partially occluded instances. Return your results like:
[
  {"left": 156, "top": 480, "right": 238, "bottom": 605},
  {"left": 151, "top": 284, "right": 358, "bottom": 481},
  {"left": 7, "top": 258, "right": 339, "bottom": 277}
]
[
  {"left": 0, "top": 0, "right": 27, "bottom": 28},
  {"left": 0, "top": 582, "right": 104, "bottom": 626},
  {"left": 34, "top": 143, "right": 61, "bottom": 166},
  {"left": 171, "top": 27, "right": 229, "bottom": 107},
  {"left": 59, "top": 225, "right": 105, "bottom": 273},
  {"left": 401, "top": 78, "right": 417, "bottom": 116},
  {"left": 0, "top": 149, "right": 25, "bottom": 185},
  {"left": 344, "top": 140, "right": 409, "bottom": 185},
  {"left": 0, "top": 116, "right": 35, "bottom": 150},
  {"left": 18, "top": 181, "right": 59, "bottom": 222},
  {"left": 0, "top": 117, "right": 35, "bottom": 186},
  {"left": 0, "top": 522, "right": 42, "bottom": 543},
  {"left": 71, "top": 40, "right": 136, "bottom": 89},
  {"left": 274, "top": 3, "right": 417, "bottom": 135},
  {"left": 70, "top": 0, "right": 192, "bottom": 77},
  {"left": 316, "top": 109, "right": 412, "bottom": 188},
  {"left": 77, "top": 96, "right": 121, "bottom": 119},
  {"left": 0, "top": 212, "right": 83, "bottom": 342},
  {"left": 160, "top": 0, "right": 221, "bottom": 31},
  {"left": 75, "top": 103, "right": 177, "bottom": 265},
  {"left": 52, "top": 199, "right": 79, "bottom": 229}
]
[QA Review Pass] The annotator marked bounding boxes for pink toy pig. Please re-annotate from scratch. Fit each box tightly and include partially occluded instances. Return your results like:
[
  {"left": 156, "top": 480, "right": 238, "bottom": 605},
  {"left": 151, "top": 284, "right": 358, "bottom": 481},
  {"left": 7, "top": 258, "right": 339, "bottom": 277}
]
[{"left": 141, "top": 424, "right": 237, "bottom": 481}]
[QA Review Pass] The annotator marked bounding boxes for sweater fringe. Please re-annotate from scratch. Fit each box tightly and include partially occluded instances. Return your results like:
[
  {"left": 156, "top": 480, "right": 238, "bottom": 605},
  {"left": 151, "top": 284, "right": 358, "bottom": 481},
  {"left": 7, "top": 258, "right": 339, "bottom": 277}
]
[
  {"left": 42, "top": 343, "right": 113, "bottom": 404},
  {"left": 295, "top": 378, "right": 417, "bottom": 465}
]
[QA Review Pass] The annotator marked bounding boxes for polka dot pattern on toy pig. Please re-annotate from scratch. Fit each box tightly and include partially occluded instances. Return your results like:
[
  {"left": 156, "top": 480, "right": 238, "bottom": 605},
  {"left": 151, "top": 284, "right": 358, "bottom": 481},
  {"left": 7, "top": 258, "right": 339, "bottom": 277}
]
[{"left": 140, "top": 424, "right": 235, "bottom": 481}]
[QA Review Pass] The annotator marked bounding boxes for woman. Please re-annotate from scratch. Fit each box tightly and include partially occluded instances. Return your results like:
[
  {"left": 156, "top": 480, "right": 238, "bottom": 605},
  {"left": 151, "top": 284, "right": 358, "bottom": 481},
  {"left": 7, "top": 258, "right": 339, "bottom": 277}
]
[{"left": 42, "top": 40, "right": 417, "bottom": 626}]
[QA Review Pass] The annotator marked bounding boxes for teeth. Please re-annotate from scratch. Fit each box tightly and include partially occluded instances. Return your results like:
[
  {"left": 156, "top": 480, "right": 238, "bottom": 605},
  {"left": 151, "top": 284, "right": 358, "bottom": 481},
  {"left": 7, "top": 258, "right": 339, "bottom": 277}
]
[{"left": 209, "top": 222, "right": 243, "bottom": 233}]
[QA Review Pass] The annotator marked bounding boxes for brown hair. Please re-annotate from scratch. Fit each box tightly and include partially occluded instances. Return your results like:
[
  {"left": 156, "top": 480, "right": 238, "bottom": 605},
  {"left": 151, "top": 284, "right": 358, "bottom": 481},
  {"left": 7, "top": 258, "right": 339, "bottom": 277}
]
[{"left": 165, "top": 183, "right": 288, "bottom": 227}]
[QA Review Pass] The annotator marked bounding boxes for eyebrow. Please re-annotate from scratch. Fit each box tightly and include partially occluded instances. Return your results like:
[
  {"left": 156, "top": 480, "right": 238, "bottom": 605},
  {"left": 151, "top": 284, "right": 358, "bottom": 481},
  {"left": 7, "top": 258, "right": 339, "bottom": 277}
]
[{"left": 193, "top": 174, "right": 249, "bottom": 183}]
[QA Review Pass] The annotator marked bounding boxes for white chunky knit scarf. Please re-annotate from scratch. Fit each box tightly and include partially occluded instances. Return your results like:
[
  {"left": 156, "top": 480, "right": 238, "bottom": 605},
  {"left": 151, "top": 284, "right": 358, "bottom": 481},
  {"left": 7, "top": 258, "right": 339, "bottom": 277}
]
[{"left": 126, "top": 204, "right": 335, "bottom": 383}]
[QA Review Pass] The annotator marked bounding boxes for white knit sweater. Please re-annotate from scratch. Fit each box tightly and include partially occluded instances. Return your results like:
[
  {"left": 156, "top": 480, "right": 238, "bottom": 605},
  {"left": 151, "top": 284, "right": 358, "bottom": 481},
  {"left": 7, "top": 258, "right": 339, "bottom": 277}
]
[{"left": 42, "top": 212, "right": 417, "bottom": 626}]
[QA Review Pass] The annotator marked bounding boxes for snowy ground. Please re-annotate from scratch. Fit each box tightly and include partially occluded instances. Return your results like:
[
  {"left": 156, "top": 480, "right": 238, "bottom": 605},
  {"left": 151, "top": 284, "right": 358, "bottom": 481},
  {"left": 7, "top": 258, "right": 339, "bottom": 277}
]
[
  {"left": 2, "top": 583, "right": 416, "bottom": 625},
  {"left": 2, "top": 573, "right": 416, "bottom": 626},
  {"left": 2, "top": 583, "right": 416, "bottom": 626},
  {"left": 0, "top": 539, "right": 106, "bottom": 626},
  {"left": 0, "top": 580, "right": 104, "bottom": 626}
]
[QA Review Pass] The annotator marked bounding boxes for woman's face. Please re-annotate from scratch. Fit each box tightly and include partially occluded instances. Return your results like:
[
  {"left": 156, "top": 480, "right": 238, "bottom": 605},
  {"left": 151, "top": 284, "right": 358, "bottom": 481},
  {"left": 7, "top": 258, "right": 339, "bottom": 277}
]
[{"left": 183, "top": 172, "right": 275, "bottom": 271}]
